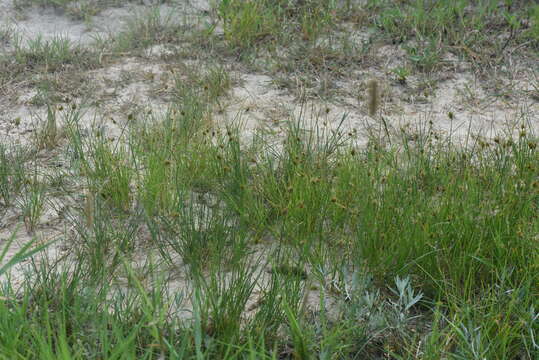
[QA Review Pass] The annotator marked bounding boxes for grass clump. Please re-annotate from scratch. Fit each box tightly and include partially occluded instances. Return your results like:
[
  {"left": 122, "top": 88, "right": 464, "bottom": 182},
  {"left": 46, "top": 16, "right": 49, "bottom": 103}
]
[
  {"left": 217, "top": 0, "right": 338, "bottom": 50},
  {"left": 369, "top": 0, "right": 538, "bottom": 68},
  {"left": 108, "top": 7, "right": 182, "bottom": 54},
  {"left": 12, "top": 35, "right": 92, "bottom": 71},
  {"left": 0, "top": 35, "right": 99, "bottom": 93}
]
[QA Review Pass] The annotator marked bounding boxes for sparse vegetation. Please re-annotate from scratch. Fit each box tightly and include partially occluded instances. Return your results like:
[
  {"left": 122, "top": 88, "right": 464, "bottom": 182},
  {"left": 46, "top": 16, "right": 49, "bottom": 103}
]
[{"left": 0, "top": 0, "right": 537, "bottom": 359}]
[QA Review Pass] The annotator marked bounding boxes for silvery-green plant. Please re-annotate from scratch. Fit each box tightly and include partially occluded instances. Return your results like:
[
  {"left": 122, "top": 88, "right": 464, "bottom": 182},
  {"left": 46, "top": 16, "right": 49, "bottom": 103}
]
[
  {"left": 389, "top": 276, "right": 423, "bottom": 315},
  {"left": 451, "top": 321, "right": 490, "bottom": 360},
  {"left": 386, "top": 276, "right": 423, "bottom": 335},
  {"left": 523, "top": 306, "right": 539, "bottom": 355}
]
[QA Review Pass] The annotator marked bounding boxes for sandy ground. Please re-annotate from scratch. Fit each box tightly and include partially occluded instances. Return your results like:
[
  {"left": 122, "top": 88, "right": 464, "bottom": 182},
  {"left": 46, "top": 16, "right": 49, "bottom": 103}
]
[
  {"left": 0, "top": 0, "right": 537, "bottom": 145},
  {"left": 0, "top": 0, "right": 537, "bottom": 314}
]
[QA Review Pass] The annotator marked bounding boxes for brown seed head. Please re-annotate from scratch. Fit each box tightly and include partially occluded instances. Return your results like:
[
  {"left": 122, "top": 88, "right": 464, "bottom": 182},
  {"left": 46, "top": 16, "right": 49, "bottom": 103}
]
[{"left": 367, "top": 79, "right": 379, "bottom": 117}]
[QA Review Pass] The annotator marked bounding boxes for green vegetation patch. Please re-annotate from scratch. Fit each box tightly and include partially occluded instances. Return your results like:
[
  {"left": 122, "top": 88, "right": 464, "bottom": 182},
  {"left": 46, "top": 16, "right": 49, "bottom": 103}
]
[{"left": 0, "top": 99, "right": 536, "bottom": 357}]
